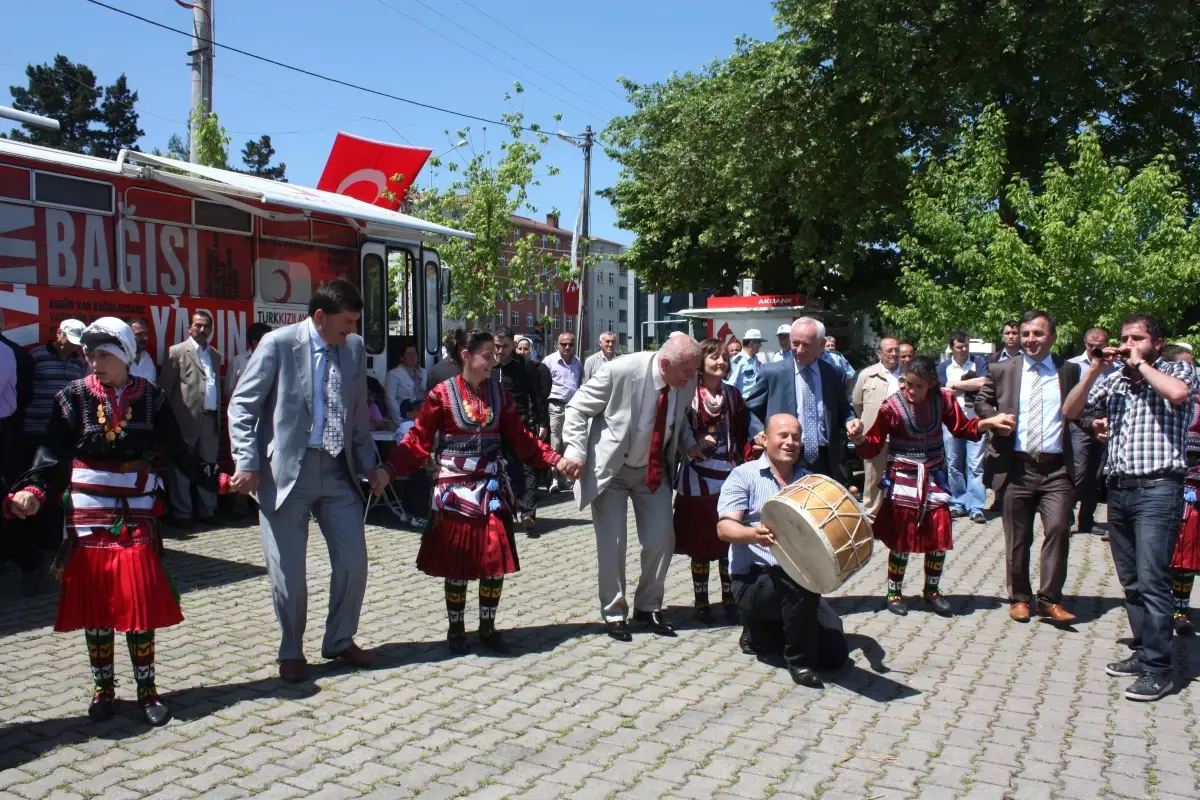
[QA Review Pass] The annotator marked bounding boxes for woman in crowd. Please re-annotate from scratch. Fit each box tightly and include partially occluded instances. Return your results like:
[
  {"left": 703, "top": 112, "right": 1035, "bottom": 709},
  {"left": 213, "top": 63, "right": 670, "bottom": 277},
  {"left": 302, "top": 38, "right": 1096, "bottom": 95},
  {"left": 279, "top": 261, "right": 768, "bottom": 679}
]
[
  {"left": 5, "top": 318, "right": 223, "bottom": 726},
  {"left": 385, "top": 341, "right": 428, "bottom": 423},
  {"left": 851, "top": 356, "right": 1013, "bottom": 617},
  {"left": 385, "top": 330, "right": 582, "bottom": 653},
  {"left": 674, "top": 338, "right": 751, "bottom": 622}
]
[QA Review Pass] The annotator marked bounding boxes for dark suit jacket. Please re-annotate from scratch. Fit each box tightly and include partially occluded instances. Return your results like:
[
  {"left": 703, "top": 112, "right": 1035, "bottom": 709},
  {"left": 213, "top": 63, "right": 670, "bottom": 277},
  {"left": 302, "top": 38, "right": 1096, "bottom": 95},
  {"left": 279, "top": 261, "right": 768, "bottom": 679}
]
[
  {"left": 0, "top": 333, "right": 33, "bottom": 422},
  {"left": 744, "top": 357, "right": 852, "bottom": 482},
  {"left": 975, "top": 354, "right": 1081, "bottom": 492}
]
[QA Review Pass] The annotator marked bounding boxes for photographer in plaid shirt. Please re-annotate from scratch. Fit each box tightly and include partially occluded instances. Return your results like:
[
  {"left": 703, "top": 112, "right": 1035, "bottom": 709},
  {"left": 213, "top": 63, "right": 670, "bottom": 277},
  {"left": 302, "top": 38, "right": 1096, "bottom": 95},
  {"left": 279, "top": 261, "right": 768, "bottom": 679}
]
[{"left": 1064, "top": 313, "right": 1199, "bottom": 702}]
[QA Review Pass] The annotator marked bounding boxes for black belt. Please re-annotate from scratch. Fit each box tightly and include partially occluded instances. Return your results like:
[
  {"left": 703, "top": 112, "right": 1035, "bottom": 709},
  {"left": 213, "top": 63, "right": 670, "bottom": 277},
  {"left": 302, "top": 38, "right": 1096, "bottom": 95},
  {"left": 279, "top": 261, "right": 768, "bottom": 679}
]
[
  {"left": 1108, "top": 474, "right": 1184, "bottom": 490},
  {"left": 548, "top": 398, "right": 567, "bottom": 406}
]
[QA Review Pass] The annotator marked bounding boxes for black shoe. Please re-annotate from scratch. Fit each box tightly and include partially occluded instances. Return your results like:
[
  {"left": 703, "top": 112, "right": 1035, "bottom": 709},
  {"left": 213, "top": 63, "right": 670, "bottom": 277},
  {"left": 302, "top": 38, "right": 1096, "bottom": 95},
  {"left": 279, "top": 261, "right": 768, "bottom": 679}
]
[
  {"left": 788, "top": 666, "right": 821, "bottom": 687},
  {"left": 1175, "top": 615, "right": 1196, "bottom": 636},
  {"left": 478, "top": 630, "right": 511, "bottom": 653},
  {"left": 140, "top": 699, "right": 171, "bottom": 727},
  {"left": 447, "top": 634, "right": 470, "bottom": 654},
  {"left": 631, "top": 610, "right": 677, "bottom": 637},
  {"left": 694, "top": 606, "right": 715, "bottom": 624},
  {"left": 886, "top": 597, "right": 908, "bottom": 616},
  {"left": 87, "top": 692, "right": 115, "bottom": 722},
  {"left": 1106, "top": 656, "right": 1145, "bottom": 677},
  {"left": 722, "top": 603, "right": 739, "bottom": 624},
  {"left": 1076, "top": 518, "right": 1094, "bottom": 534},
  {"left": 739, "top": 627, "right": 755, "bottom": 655},
  {"left": 606, "top": 620, "right": 632, "bottom": 642},
  {"left": 170, "top": 517, "right": 195, "bottom": 530},
  {"left": 1125, "top": 673, "right": 1172, "bottom": 702},
  {"left": 924, "top": 593, "right": 952, "bottom": 617}
]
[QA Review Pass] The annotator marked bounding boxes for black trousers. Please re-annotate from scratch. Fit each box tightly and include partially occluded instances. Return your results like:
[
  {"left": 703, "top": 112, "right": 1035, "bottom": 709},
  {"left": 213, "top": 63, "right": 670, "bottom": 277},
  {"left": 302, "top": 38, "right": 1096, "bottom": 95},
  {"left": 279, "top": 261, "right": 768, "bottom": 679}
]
[
  {"left": 402, "top": 469, "right": 432, "bottom": 517},
  {"left": 1070, "top": 424, "right": 1107, "bottom": 526},
  {"left": 733, "top": 566, "right": 848, "bottom": 670}
]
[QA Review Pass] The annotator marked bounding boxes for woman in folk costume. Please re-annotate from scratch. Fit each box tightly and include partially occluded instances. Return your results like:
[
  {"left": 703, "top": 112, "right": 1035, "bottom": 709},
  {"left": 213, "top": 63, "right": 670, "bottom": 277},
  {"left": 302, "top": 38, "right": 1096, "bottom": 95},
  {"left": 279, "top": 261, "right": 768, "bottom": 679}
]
[
  {"left": 6, "top": 318, "right": 225, "bottom": 725},
  {"left": 850, "top": 356, "right": 1014, "bottom": 617},
  {"left": 673, "top": 338, "right": 752, "bottom": 623},
  {"left": 1160, "top": 347, "right": 1200, "bottom": 635},
  {"left": 385, "top": 330, "right": 583, "bottom": 653}
]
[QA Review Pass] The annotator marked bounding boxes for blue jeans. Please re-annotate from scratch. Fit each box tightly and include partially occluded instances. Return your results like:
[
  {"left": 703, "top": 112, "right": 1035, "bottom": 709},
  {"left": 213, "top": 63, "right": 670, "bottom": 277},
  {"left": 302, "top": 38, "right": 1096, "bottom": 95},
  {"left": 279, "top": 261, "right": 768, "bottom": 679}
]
[
  {"left": 944, "top": 428, "right": 985, "bottom": 514},
  {"left": 1107, "top": 478, "right": 1184, "bottom": 675}
]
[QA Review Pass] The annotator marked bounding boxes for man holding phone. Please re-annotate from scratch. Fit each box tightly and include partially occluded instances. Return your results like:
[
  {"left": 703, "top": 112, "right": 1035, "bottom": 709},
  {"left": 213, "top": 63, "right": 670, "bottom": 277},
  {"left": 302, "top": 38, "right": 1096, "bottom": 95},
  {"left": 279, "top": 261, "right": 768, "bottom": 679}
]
[
  {"left": 1067, "top": 327, "right": 1118, "bottom": 533},
  {"left": 937, "top": 331, "right": 990, "bottom": 522},
  {"left": 1063, "top": 313, "right": 1198, "bottom": 702}
]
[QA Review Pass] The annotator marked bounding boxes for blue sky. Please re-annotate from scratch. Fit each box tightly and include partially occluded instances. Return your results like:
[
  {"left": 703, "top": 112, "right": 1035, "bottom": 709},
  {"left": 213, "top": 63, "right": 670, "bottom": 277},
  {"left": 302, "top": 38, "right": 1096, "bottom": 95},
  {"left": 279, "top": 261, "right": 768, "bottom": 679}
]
[{"left": 3, "top": 0, "right": 779, "bottom": 245}]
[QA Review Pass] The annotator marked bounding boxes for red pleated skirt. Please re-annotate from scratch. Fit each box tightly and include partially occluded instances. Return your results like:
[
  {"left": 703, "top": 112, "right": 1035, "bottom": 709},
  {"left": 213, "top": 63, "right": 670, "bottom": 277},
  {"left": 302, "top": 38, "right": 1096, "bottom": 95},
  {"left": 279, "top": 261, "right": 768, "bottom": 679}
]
[
  {"left": 673, "top": 494, "right": 727, "bottom": 560},
  {"left": 417, "top": 510, "right": 519, "bottom": 580},
  {"left": 1173, "top": 501, "right": 1200, "bottom": 571},
  {"left": 54, "top": 533, "right": 183, "bottom": 633},
  {"left": 872, "top": 501, "right": 954, "bottom": 553}
]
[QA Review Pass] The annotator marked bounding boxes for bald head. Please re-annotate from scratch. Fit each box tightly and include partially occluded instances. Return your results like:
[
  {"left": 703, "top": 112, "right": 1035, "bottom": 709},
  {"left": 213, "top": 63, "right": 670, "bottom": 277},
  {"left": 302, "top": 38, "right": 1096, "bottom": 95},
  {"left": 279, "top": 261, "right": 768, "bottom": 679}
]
[
  {"left": 765, "top": 414, "right": 802, "bottom": 465},
  {"left": 878, "top": 337, "right": 899, "bottom": 370},
  {"left": 790, "top": 318, "right": 824, "bottom": 366}
]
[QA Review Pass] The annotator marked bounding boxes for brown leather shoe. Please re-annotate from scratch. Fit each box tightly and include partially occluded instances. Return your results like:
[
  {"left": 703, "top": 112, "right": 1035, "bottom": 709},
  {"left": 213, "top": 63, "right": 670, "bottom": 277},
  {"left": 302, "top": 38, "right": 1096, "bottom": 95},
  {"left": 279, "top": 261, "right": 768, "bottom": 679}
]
[
  {"left": 1009, "top": 602, "right": 1031, "bottom": 622},
  {"left": 322, "top": 643, "right": 377, "bottom": 668},
  {"left": 1037, "top": 603, "right": 1077, "bottom": 624},
  {"left": 279, "top": 659, "right": 308, "bottom": 683}
]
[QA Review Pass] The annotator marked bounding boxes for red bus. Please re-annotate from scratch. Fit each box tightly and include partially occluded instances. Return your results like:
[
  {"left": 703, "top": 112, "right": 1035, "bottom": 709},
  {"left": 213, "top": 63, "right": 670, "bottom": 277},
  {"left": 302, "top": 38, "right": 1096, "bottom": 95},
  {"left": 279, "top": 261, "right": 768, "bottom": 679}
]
[{"left": 0, "top": 138, "right": 471, "bottom": 379}]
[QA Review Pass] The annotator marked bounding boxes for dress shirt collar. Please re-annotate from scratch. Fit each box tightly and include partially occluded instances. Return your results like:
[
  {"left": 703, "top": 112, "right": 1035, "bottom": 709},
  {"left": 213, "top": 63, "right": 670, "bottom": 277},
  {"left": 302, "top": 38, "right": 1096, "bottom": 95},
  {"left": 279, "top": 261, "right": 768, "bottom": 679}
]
[
  {"left": 189, "top": 336, "right": 209, "bottom": 355},
  {"left": 651, "top": 359, "right": 667, "bottom": 392},
  {"left": 308, "top": 318, "right": 330, "bottom": 353},
  {"left": 1022, "top": 353, "right": 1054, "bottom": 373}
]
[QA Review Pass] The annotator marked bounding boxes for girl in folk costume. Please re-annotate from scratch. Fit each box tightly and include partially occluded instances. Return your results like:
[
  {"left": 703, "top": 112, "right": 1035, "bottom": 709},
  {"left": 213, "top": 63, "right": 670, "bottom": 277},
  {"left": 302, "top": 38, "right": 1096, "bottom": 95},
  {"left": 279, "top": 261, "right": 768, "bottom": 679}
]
[
  {"left": 386, "top": 330, "right": 583, "bottom": 653},
  {"left": 1161, "top": 347, "right": 1200, "bottom": 635},
  {"left": 850, "top": 356, "right": 1014, "bottom": 617},
  {"left": 6, "top": 318, "right": 225, "bottom": 726},
  {"left": 673, "top": 338, "right": 752, "bottom": 623}
]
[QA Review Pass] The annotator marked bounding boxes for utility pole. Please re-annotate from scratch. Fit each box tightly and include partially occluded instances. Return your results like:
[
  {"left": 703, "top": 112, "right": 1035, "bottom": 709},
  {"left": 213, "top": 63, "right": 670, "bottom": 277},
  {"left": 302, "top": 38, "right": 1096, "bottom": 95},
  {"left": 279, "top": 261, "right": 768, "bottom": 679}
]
[
  {"left": 558, "top": 126, "right": 593, "bottom": 353},
  {"left": 187, "top": 0, "right": 214, "bottom": 163}
]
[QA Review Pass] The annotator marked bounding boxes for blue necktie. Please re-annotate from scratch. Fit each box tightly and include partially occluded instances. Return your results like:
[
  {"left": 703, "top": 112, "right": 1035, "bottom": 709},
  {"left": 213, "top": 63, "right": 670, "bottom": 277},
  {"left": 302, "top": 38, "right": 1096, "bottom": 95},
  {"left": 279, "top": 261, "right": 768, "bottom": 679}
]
[{"left": 799, "top": 364, "right": 820, "bottom": 464}]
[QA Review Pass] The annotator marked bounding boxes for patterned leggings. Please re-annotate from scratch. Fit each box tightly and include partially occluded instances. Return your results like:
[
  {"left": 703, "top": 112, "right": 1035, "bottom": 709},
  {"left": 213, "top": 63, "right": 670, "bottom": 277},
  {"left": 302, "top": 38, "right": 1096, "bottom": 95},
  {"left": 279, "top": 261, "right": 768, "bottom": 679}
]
[
  {"left": 886, "top": 551, "right": 946, "bottom": 600},
  {"left": 1173, "top": 570, "right": 1194, "bottom": 619},
  {"left": 85, "top": 628, "right": 158, "bottom": 704},
  {"left": 444, "top": 578, "right": 504, "bottom": 639},
  {"left": 691, "top": 558, "right": 733, "bottom": 609}
]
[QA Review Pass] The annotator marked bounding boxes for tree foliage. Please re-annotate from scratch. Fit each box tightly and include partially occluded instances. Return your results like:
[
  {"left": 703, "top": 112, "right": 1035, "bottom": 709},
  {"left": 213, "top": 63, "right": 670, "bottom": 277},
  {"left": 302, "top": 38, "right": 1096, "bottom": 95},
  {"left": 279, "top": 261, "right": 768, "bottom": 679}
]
[
  {"left": 192, "top": 110, "right": 230, "bottom": 170},
  {"left": 5, "top": 55, "right": 143, "bottom": 155},
  {"left": 602, "top": 1, "right": 1200, "bottom": 314},
  {"left": 882, "top": 107, "right": 1200, "bottom": 352},
  {"left": 409, "top": 86, "right": 574, "bottom": 326},
  {"left": 239, "top": 134, "right": 287, "bottom": 182}
]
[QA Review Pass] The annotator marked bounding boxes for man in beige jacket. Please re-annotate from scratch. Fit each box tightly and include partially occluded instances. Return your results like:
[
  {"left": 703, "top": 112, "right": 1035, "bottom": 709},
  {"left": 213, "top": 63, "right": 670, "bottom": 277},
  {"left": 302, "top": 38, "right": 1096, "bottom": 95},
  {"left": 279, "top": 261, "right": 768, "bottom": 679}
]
[
  {"left": 159, "top": 311, "right": 222, "bottom": 527},
  {"left": 852, "top": 337, "right": 901, "bottom": 518}
]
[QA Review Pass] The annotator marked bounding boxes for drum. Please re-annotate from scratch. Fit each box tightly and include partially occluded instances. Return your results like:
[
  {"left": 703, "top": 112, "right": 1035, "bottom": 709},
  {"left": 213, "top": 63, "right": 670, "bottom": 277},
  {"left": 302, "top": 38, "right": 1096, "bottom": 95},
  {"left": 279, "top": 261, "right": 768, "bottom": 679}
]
[{"left": 760, "top": 474, "right": 873, "bottom": 594}]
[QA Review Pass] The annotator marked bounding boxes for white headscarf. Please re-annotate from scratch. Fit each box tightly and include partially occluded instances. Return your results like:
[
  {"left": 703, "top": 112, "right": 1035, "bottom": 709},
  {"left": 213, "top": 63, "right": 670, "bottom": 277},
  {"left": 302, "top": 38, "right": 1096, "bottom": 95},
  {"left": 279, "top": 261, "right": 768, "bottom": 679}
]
[{"left": 80, "top": 317, "right": 138, "bottom": 366}]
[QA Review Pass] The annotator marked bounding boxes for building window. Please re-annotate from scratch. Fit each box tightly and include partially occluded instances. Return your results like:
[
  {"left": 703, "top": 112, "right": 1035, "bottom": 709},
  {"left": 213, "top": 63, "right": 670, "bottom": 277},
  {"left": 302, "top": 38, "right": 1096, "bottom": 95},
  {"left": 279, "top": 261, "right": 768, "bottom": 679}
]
[
  {"left": 538, "top": 291, "right": 547, "bottom": 305},
  {"left": 566, "top": 317, "right": 575, "bottom": 332},
  {"left": 510, "top": 311, "right": 519, "bottom": 327},
  {"left": 526, "top": 312, "right": 534, "bottom": 328},
  {"left": 618, "top": 286, "right": 627, "bottom": 299},
  {"left": 553, "top": 315, "right": 562, "bottom": 329},
  {"left": 608, "top": 297, "right": 615, "bottom": 309},
  {"left": 495, "top": 312, "right": 504, "bottom": 326},
  {"left": 552, "top": 291, "right": 561, "bottom": 308},
  {"left": 608, "top": 273, "right": 615, "bottom": 285},
  {"left": 619, "top": 333, "right": 628, "bottom": 346},
  {"left": 596, "top": 271, "right": 603, "bottom": 284},
  {"left": 607, "top": 320, "right": 616, "bottom": 332},
  {"left": 619, "top": 310, "right": 627, "bottom": 323},
  {"left": 596, "top": 296, "right": 602, "bottom": 308},
  {"left": 541, "top": 235, "right": 549, "bottom": 249},
  {"left": 512, "top": 230, "right": 520, "bottom": 242}
]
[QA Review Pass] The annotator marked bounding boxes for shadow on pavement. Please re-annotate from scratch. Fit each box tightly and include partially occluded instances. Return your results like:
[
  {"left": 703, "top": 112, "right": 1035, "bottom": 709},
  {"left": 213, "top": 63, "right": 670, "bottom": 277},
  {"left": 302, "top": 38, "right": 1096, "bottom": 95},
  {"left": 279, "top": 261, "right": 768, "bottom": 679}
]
[
  {"left": 0, "top": 677, "right": 320, "bottom": 772},
  {"left": 0, "top": 549, "right": 267, "bottom": 638},
  {"left": 372, "top": 621, "right": 598, "bottom": 666}
]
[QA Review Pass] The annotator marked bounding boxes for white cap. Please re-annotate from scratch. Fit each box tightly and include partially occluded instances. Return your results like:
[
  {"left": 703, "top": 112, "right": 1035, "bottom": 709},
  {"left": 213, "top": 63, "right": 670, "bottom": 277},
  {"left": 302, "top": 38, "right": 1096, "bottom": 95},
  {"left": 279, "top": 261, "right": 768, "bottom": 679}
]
[
  {"left": 742, "top": 328, "right": 763, "bottom": 342},
  {"left": 1173, "top": 342, "right": 1194, "bottom": 352},
  {"left": 59, "top": 318, "right": 85, "bottom": 345},
  {"left": 776, "top": 323, "right": 791, "bottom": 335}
]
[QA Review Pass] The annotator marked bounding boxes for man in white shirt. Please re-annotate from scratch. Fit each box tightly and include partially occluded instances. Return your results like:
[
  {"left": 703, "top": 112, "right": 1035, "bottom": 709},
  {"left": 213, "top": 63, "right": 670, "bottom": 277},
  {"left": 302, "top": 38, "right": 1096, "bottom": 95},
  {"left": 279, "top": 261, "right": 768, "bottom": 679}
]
[
  {"left": 768, "top": 324, "right": 792, "bottom": 363},
  {"left": 128, "top": 317, "right": 157, "bottom": 383},
  {"left": 1066, "top": 327, "right": 1116, "bottom": 533},
  {"left": 584, "top": 332, "right": 619, "bottom": 383},
  {"left": 936, "top": 331, "right": 990, "bottom": 522},
  {"left": 159, "top": 311, "right": 223, "bottom": 527},
  {"left": 727, "top": 328, "right": 768, "bottom": 395}
]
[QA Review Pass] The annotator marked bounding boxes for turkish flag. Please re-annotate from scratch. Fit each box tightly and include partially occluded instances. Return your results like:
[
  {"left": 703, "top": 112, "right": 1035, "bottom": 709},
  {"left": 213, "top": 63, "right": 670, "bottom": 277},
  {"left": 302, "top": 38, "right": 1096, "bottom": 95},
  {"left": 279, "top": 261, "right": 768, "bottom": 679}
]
[
  {"left": 562, "top": 281, "right": 580, "bottom": 315},
  {"left": 316, "top": 133, "right": 432, "bottom": 210}
]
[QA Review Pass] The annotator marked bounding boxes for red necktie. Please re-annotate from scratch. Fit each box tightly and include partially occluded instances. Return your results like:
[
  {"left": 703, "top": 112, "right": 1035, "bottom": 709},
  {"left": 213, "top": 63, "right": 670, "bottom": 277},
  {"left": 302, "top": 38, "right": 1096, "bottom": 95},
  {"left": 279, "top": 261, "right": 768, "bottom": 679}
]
[{"left": 645, "top": 386, "right": 670, "bottom": 492}]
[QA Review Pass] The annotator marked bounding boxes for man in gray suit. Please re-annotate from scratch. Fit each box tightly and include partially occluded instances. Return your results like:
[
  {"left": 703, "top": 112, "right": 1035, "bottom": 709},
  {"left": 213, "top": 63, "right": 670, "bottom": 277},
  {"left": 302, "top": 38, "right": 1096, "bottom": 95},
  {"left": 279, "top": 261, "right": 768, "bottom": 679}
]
[
  {"left": 228, "top": 280, "right": 389, "bottom": 682},
  {"left": 563, "top": 335, "right": 704, "bottom": 641}
]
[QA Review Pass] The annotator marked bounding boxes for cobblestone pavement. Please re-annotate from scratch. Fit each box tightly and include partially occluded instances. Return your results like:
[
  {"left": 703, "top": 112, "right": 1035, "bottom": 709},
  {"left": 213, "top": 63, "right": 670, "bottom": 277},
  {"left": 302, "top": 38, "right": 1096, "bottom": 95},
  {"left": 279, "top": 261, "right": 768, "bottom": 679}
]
[{"left": 1, "top": 493, "right": 1198, "bottom": 800}]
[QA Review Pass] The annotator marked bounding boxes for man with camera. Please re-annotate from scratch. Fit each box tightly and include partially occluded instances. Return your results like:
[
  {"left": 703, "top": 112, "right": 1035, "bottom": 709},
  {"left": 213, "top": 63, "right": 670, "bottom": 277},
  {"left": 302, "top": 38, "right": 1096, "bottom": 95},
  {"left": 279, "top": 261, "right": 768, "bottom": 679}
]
[
  {"left": 937, "top": 331, "right": 990, "bottom": 523},
  {"left": 1063, "top": 313, "right": 1198, "bottom": 702},
  {"left": 1066, "top": 327, "right": 1118, "bottom": 533}
]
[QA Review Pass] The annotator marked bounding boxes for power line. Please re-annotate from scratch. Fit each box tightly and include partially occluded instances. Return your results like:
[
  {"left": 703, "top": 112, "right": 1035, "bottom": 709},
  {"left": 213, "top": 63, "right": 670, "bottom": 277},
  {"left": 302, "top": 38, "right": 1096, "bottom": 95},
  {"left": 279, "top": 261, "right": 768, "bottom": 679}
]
[
  {"left": 80, "top": 0, "right": 584, "bottom": 139},
  {"left": 453, "top": 0, "right": 626, "bottom": 102},
  {"left": 389, "top": 0, "right": 616, "bottom": 118},
  {"left": 370, "top": 0, "right": 601, "bottom": 120}
]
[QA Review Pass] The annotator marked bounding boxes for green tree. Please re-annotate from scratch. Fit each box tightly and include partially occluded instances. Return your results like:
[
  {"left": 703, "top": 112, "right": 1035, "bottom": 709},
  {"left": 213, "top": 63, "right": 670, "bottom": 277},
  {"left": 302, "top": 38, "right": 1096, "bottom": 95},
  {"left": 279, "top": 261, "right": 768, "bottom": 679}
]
[
  {"left": 5, "top": 55, "right": 144, "bottom": 156},
  {"left": 239, "top": 134, "right": 287, "bottom": 181},
  {"left": 409, "top": 86, "right": 574, "bottom": 326},
  {"left": 192, "top": 110, "right": 230, "bottom": 170},
  {"left": 881, "top": 107, "right": 1200, "bottom": 352},
  {"left": 602, "top": 1, "right": 1200, "bottom": 314}
]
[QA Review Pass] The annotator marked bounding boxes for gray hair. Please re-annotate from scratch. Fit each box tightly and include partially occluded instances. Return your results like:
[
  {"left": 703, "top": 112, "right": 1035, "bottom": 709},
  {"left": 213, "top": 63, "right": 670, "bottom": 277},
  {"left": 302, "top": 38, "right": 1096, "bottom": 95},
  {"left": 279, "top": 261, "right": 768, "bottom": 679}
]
[
  {"left": 659, "top": 334, "right": 701, "bottom": 365},
  {"left": 792, "top": 316, "right": 826, "bottom": 340}
]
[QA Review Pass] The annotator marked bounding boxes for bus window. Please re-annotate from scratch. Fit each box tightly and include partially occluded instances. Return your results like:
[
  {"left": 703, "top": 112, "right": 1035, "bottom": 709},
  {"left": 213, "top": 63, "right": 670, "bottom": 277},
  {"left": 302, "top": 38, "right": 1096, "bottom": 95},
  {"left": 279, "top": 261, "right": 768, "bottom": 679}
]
[
  {"left": 388, "top": 248, "right": 413, "bottom": 337},
  {"left": 424, "top": 260, "right": 439, "bottom": 359},
  {"left": 361, "top": 252, "right": 386, "bottom": 354}
]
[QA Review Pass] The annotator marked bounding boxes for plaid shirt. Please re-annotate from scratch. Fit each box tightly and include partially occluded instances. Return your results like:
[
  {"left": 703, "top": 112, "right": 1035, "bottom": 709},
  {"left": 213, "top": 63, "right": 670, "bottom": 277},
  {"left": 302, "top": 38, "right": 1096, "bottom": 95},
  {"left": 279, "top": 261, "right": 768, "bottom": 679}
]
[{"left": 1084, "top": 358, "right": 1199, "bottom": 479}]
